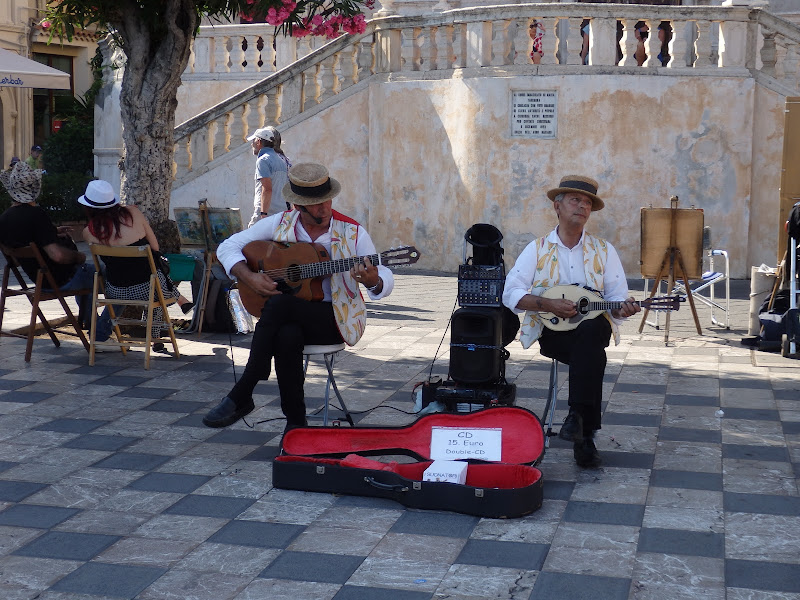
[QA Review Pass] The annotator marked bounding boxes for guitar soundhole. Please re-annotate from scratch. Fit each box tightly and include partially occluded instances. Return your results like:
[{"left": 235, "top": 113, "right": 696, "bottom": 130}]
[
  {"left": 286, "top": 264, "right": 303, "bottom": 282},
  {"left": 576, "top": 298, "right": 590, "bottom": 315}
]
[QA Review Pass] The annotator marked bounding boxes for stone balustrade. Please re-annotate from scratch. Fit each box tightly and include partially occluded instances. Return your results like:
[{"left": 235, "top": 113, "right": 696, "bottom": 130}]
[{"left": 173, "top": 3, "right": 800, "bottom": 184}]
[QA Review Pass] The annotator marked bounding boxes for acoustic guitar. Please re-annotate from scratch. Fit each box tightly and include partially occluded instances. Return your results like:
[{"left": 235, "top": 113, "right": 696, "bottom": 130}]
[
  {"left": 539, "top": 284, "right": 683, "bottom": 332},
  {"left": 238, "top": 240, "right": 421, "bottom": 317}
]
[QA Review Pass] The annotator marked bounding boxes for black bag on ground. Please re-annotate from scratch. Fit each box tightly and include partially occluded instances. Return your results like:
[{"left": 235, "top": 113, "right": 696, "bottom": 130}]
[
  {"left": 758, "top": 289, "right": 790, "bottom": 345},
  {"left": 202, "top": 267, "right": 237, "bottom": 333}
]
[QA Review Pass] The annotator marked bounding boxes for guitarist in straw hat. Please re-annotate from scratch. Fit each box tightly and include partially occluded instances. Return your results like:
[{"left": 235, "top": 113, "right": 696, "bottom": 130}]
[
  {"left": 203, "top": 163, "right": 394, "bottom": 431},
  {"left": 503, "top": 174, "right": 640, "bottom": 468}
]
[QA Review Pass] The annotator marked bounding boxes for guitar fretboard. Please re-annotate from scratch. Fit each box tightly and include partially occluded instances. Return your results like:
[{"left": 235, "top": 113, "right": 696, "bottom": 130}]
[{"left": 297, "top": 253, "right": 381, "bottom": 280}]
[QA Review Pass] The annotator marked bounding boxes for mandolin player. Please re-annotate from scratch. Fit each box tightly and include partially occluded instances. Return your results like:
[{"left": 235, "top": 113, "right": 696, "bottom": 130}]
[
  {"left": 502, "top": 175, "right": 640, "bottom": 468},
  {"left": 203, "top": 163, "right": 394, "bottom": 432}
]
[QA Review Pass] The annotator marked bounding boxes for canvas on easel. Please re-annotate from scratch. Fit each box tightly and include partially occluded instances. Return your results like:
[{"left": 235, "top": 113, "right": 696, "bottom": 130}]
[{"left": 639, "top": 197, "right": 703, "bottom": 342}]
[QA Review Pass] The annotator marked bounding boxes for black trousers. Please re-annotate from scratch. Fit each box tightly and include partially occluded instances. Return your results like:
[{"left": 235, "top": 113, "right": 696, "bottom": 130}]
[
  {"left": 229, "top": 294, "right": 343, "bottom": 425},
  {"left": 538, "top": 316, "right": 612, "bottom": 435}
]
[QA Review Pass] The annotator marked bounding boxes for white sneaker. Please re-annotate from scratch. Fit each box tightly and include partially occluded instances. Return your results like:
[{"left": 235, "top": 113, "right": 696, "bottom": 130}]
[{"left": 93, "top": 344, "right": 122, "bottom": 353}]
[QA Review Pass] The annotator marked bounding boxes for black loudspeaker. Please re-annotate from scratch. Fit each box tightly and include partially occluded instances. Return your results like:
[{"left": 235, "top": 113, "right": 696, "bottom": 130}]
[{"left": 450, "top": 307, "right": 503, "bottom": 385}]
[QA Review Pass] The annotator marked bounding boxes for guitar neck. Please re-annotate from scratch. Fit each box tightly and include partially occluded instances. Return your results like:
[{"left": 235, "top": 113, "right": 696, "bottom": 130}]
[
  {"left": 298, "top": 253, "right": 380, "bottom": 280},
  {"left": 585, "top": 300, "right": 628, "bottom": 313}
]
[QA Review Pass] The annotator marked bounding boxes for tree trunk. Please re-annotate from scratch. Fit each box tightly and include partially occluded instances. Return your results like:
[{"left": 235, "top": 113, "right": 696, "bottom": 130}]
[{"left": 114, "top": 0, "right": 197, "bottom": 253}]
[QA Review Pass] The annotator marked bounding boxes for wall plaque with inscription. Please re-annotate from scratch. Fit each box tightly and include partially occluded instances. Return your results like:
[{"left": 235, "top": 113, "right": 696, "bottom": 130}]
[{"left": 511, "top": 90, "right": 558, "bottom": 138}]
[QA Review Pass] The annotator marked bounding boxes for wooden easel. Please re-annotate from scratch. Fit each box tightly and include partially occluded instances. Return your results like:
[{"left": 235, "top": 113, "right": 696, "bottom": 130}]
[
  {"left": 639, "top": 196, "right": 702, "bottom": 343},
  {"left": 196, "top": 200, "right": 216, "bottom": 334}
]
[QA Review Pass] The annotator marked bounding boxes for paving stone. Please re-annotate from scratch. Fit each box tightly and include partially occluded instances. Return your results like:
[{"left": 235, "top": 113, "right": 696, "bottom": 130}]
[
  {"left": 532, "top": 572, "right": 631, "bottom": 599},
  {"left": 13, "top": 531, "right": 119, "bottom": 560},
  {"left": 51, "top": 562, "right": 167, "bottom": 597},
  {"left": 638, "top": 528, "right": 725, "bottom": 558},
  {"left": 455, "top": 539, "right": 548, "bottom": 570}
]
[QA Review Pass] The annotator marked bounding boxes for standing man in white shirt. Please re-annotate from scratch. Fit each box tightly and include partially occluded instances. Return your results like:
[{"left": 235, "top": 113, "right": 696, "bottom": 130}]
[
  {"left": 247, "top": 126, "right": 291, "bottom": 227},
  {"left": 503, "top": 175, "right": 640, "bottom": 468}
]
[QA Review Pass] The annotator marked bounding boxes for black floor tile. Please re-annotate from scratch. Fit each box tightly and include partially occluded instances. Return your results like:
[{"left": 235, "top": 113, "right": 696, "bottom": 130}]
[
  {"left": 721, "top": 408, "right": 780, "bottom": 421},
  {"left": 0, "top": 504, "right": 78, "bottom": 528},
  {"left": 649, "top": 470, "right": 723, "bottom": 491},
  {"left": 664, "top": 395, "right": 718, "bottom": 406},
  {"left": 532, "top": 572, "right": 631, "bottom": 600},
  {"left": 115, "top": 387, "right": 176, "bottom": 399},
  {"left": 0, "top": 460, "right": 16, "bottom": 473},
  {"left": 726, "top": 559, "right": 800, "bottom": 593},
  {"left": 543, "top": 480, "right": 575, "bottom": 501},
  {"left": 0, "top": 480, "right": 46, "bottom": 503},
  {"left": 128, "top": 472, "right": 211, "bottom": 494},
  {"left": 51, "top": 562, "right": 167, "bottom": 597},
  {"left": 773, "top": 389, "right": 800, "bottom": 401},
  {"left": 33, "top": 418, "right": 106, "bottom": 434},
  {"left": 782, "top": 421, "right": 800, "bottom": 435},
  {"left": 456, "top": 539, "right": 548, "bottom": 570},
  {"left": 207, "top": 429, "right": 278, "bottom": 445},
  {"left": 564, "top": 501, "right": 645, "bottom": 526},
  {"left": 63, "top": 434, "right": 138, "bottom": 451},
  {"left": 141, "top": 399, "right": 208, "bottom": 413},
  {"left": 0, "top": 391, "right": 54, "bottom": 403},
  {"left": 68, "top": 365, "right": 123, "bottom": 376},
  {"left": 719, "top": 378, "right": 771, "bottom": 389},
  {"left": 724, "top": 492, "right": 800, "bottom": 516},
  {"left": 92, "top": 452, "right": 172, "bottom": 471},
  {"left": 208, "top": 520, "right": 304, "bottom": 548},
  {"left": 389, "top": 510, "right": 479, "bottom": 538},
  {"left": 723, "top": 444, "right": 790, "bottom": 462},
  {"left": 164, "top": 494, "right": 255, "bottom": 519},
  {"left": 613, "top": 382, "right": 666, "bottom": 394},
  {"left": 659, "top": 427, "right": 721, "bottom": 443},
  {"left": 0, "top": 379, "right": 37, "bottom": 391},
  {"left": 89, "top": 375, "right": 149, "bottom": 387},
  {"left": 259, "top": 551, "right": 364, "bottom": 584},
  {"left": 601, "top": 452, "right": 654, "bottom": 469},
  {"left": 242, "top": 445, "right": 281, "bottom": 461},
  {"left": 638, "top": 528, "right": 724, "bottom": 558},
  {"left": 601, "top": 413, "right": 661, "bottom": 427},
  {"left": 171, "top": 413, "right": 207, "bottom": 428},
  {"left": 333, "top": 586, "right": 432, "bottom": 600},
  {"left": 13, "top": 531, "right": 119, "bottom": 560}
]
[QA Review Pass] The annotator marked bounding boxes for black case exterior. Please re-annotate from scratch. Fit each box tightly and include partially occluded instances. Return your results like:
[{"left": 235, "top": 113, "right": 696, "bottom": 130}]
[
  {"left": 273, "top": 460, "right": 542, "bottom": 519},
  {"left": 273, "top": 407, "right": 545, "bottom": 519}
]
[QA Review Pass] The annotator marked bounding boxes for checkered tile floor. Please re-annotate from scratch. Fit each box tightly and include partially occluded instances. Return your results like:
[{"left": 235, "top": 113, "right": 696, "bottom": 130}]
[{"left": 0, "top": 273, "right": 797, "bottom": 599}]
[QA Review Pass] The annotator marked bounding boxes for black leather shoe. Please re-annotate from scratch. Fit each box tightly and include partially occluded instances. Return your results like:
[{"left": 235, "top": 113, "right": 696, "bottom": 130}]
[
  {"left": 283, "top": 418, "right": 308, "bottom": 435},
  {"left": 558, "top": 411, "right": 583, "bottom": 442},
  {"left": 574, "top": 437, "right": 602, "bottom": 468},
  {"left": 203, "top": 396, "right": 255, "bottom": 428}
]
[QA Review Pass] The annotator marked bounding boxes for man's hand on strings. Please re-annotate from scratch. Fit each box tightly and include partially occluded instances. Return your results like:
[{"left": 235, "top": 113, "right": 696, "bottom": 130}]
[
  {"left": 351, "top": 256, "right": 380, "bottom": 289},
  {"left": 232, "top": 261, "right": 280, "bottom": 297}
]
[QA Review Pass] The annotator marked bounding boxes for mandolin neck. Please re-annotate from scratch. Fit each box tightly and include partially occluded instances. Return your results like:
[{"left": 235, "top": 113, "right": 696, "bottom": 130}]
[{"left": 297, "top": 253, "right": 380, "bottom": 279}]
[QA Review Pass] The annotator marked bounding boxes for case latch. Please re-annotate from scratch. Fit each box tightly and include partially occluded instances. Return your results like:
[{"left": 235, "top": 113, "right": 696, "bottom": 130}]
[
  {"left": 413, "top": 481, "right": 422, "bottom": 490},
  {"left": 316, "top": 465, "right": 326, "bottom": 475},
  {"left": 474, "top": 488, "right": 484, "bottom": 498}
]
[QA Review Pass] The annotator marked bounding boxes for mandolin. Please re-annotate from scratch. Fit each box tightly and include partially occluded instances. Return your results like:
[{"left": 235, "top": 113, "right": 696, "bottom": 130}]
[
  {"left": 538, "top": 284, "right": 683, "bottom": 332},
  {"left": 238, "top": 240, "right": 420, "bottom": 317}
]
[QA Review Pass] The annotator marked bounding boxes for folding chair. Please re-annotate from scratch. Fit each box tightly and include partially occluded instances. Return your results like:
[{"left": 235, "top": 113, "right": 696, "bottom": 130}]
[
  {"left": 0, "top": 242, "right": 91, "bottom": 362},
  {"left": 303, "top": 343, "right": 354, "bottom": 426},
  {"left": 88, "top": 244, "right": 180, "bottom": 369}
]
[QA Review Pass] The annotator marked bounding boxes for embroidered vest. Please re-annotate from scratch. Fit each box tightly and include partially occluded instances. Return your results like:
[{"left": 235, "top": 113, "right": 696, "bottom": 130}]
[
  {"left": 519, "top": 231, "right": 618, "bottom": 349},
  {"left": 274, "top": 210, "right": 367, "bottom": 346}
]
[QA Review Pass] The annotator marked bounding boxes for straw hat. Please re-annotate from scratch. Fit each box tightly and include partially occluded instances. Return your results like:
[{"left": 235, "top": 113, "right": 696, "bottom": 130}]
[
  {"left": 546, "top": 175, "right": 604, "bottom": 211},
  {"left": 0, "top": 162, "right": 43, "bottom": 204},
  {"left": 282, "top": 163, "right": 341, "bottom": 206}
]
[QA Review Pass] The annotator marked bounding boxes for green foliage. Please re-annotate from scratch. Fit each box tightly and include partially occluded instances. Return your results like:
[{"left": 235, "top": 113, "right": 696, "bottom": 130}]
[{"left": 42, "top": 118, "right": 94, "bottom": 176}]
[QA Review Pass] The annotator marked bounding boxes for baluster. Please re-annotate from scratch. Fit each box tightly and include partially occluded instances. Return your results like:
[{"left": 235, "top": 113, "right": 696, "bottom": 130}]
[
  {"left": 491, "top": 19, "right": 510, "bottom": 66},
  {"left": 436, "top": 24, "right": 453, "bottom": 70},
  {"left": 419, "top": 27, "right": 433, "bottom": 71},
  {"left": 213, "top": 35, "right": 230, "bottom": 73},
  {"left": 190, "top": 126, "right": 210, "bottom": 170},
  {"left": 339, "top": 46, "right": 356, "bottom": 89},
  {"left": 621, "top": 18, "right": 638, "bottom": 66},
  {"left": 302, "top": 66, "right": 319, "bottom": 111},
  {"left": 264, "top": 86, "right": 282, "bottom": 125},
  {"left": 669, "top": 19, "right": 687, "bottom": 68},
  {"left": 567, "top": 17, "right": 584, "bottom": 66},
  {"left": 212, "top": 113, "right": 230, "bottom": 158},
  {"left": 232, "top": 36, "right": 245, "bottom": 73},
  {"left": 243, "top": 34, "right": 260, "bottom": 73},
  {"left": 773, "top": 38, "right": 788, "bottom": 81},
  {"left": 173, "top": 137, "right": 191, "bottom": 179},
  {"left": 318, "top": 53, "right": 338, "bottom": 103},
  {"left": 539, "top": 17, "right": 557, "bottom": 65},
  {"left": 247, "top": 95, "right": 265, "bottom": 133},
  {"left": 297, "top": 36, "right": 314, "bottom": 61},
  {"left": 760, "top": 32, "right": 777, "bottom": 77},
  {"left": 187, "top": 39, "right": 196, "bottom": 74},
  {"left": 513, "top": 17, "right": 531, "bottom": 66},
  {"left": 229, "top": 105, "right": 247, "bottom": 147},
  {"left": 261, "top": 35, "right": 276, "bottom": 72},
  {"left": 694, "top": 20, "right": 713, "bottom": 68},
  {"left": 781, "top": 39, "right": 800, "bottom": 90},
  {"left": 400, "top": 27, "right": 418, "bottom": 71},
  {"left": 644, "top": 19, "right": 661, "bottom": 68},
  {"left": 192, "top": 36, "right": 210, "bottom": 74},
  {"left": 357, "top": 39, "right": 375, "bottom": 81},
  {"left": 452, "top": 23, "right": 466, "bottom": 68}
]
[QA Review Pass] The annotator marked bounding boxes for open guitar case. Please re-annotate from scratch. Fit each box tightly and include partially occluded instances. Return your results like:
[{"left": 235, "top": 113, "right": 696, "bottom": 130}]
[{"left": 274, "top": 406, "right": 545, "bottom": 518}]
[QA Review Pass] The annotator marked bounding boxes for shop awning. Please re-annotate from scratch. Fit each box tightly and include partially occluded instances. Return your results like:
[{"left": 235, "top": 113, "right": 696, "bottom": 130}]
[{"left": 0, "top": 47, "right": 70, "bottom": 89}]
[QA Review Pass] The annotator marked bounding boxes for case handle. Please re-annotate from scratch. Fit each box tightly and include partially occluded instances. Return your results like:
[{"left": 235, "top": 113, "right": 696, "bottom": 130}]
[{"left": 364, "top": 477, "right": 408, "bottom": 493}]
